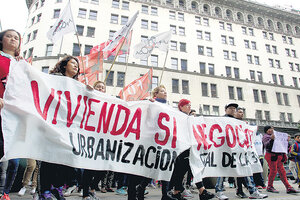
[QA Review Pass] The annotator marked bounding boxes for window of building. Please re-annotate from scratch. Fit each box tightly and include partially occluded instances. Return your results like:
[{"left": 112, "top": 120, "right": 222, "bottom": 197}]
[
  {"left": 196, "top": 30, "right": 202, "bottom": 39},
  {"left": 228, "top": 86, "right": 235, "bottom": 99},
  {"left": 285, "top": 48, "right": 291, "bottom": 56},
  {"left": 265, "top": 111, "right": 270, "bottom": 121},
  {"left": 195, "top": 16, "right": 201, "bottom": 24},
  {"left": 253, "top": 89, "right": 259, "bottom": 102},
  {"left": 179, "top": 27, "right": 185, "bottom": 36},
  {"left": 211, "top": 84, "right": 217, "bottom": 98},
  {"left": 170, "top": 25, "right": 176, "bottom": 34},
  {"left": 201, "top": 83, "right": 208, "bottom": 96},
  {"left": 279, "top": 75, "right": 284, "bottom": 85},
  {"left": 200, "top": 62, "right": 205, "bottom": 74},
  {"left": 76, "top": 25, "right": 84, "bottom": 36},
  {"left": 42, "top": 66, "right": 49, "bottom": 74},
  {"left": 198, "top": 46, "right": 204, "bottom": 55},
  {"left": 142, "top": 5, "right": 148, "bottom": 13},
  {"left": 202, "top": 18, "right": 209, "bottom": 26},
  {"left": 225, "top": 66, "right": 231, "bottom": 77},
  {"left": 121, "top": 16, "right": 128, "bottom": 25},
  {"left": 250, "top": 70, "right": 255, "bottom": 81},
  {"left": 112, "top": 0, "right": 119, "bottom": 8},
  {"left": 237, "top": 87, "right": 243, "bottom": 100},
  {"left": 208, "top": 64, "right": 214, "bottom": 75},
  {"left": 249, "top": 28, "right": 254, "bottom": 36},
  {"left": 266, "top": 44, "right": 271, "bottom": 53},
  {"left": 31, "top": 17, "right": 35, "bottom": 25},
  {"left": 28, "top": 48, "right": 34, "bottom": 58},
  {"left": 289, "top": 62, "right": 294, "bottom": 71},
  {"left": 234, "top": 68, "right": 239, "bottom": 79},
  {"left": 36, "top": 14, "right": 42, "bottom": 23},
  {"left": 117, "top": 72, "right": 125, "bottom": 87},
  {"left": 247, "top": 55, "right": 252, "bottom": 64},
  {"left": 178, "top": 13, "right": 184, "bottom": 21},
  {"left": 151, "top": 21, "right": 158, "bottom": 31},
  {"left": 257, "top": 71, "right": 263, "bottom": 82},
  {"left": 262, "top": 31, "right": 268, "bottom": 39},
  {"left": 84, "top": 45, "right": 93, "bottom": 55},
  {"left": 182, "top": 80, "right": 189, "bottom": 94},
  {"left": 106, "top": 70, "right": 114, "bottom": 86},
  {"left": 140, "top": 57, "right": 148, "bottom": 65},
  {"left": 151, "top": 76, "right": 158, "bottom": 89},
  {"left": 288, "top": 37, "right": 293, "bottom": 44},
  {"left": 203, "top": 105, "right": 210, "bottom": 115},
  {"left": 179, "top": 42, "right": 186, "bottom": 52},
  {"left": 293, "top": 77, "right": 298, "bottom": 88},
  {"left": 53, "top": 9, "right": 60, "bottom": 18},
  {"left": 171, "top": 41, "right": 177, "bottom": 51},
  {"left": 169, "top": 11, "right": 175, "bottom": 19},
  {"left": 72, "top": 43, "right": 80, "bottom": 56},
  {"left": 118, "top": 54, "right": 126, "bottom": 62},
  {"left": 251, "top": 41, "right": 257, "bottom": 50},
  {"left": 122, "top": 1, "right": 129, "bottom": 9},
  {"left": 275, "top": 60, "right": 281, "bottom": 68},
  {"left": 151, "top": 55, "right": 158, "bottom": 67},
  {"left": 244, "top": 40, "right": 250, "bottom": 48},
  {"left": 287, "top": 113, "right": 293, "bottom": 122},
  {"left": 89, "top": 10, "right": 97, "bottom": 20},
  {"left": 254, "top": 56, "right": 260, "bottom": 65},
  {"left": 255, "top": 110, "right": 263, "bottom": 120},
  {"left": 151, "top": 7, "right": 158, "bottom": 15},
  {"left": 279, "top": 112, "right": 285, "bottom": 121},
  {"left": 45, "top": 44, "right": 53, "bottom": 56},
  {"left": 272, "top": 46, "right": 277, "bottom": 54},
  {"left": 261, "top": 90, "right": 267, "bottom": 103},
  {"left": 212, "top": 106, "right": 219, "bottom": 116},
  {"left": 111, "top": 14, "right": 118, "bottom": 24},
  {"left": 283, "top": 93, "right": 289, "bottom": 106},
  {"left": 227, "top": 23, "right": 232, "bottom": 31},
  {"left": 204, "top": 32, "right": 211, "bottom": 40},
  {"left": 91, "top": 0, "right": 99, "bottom": 4},
  {"left": 232, "top": 52, "right": 237, "bottom": 61},
  {"left": 206, "top": 47, "right": 213, "bottom": 57},
  {"left": 292, "top": 50, "right": 297, "bottom": 58},
  {"left": 109, "top": 30, "right": 116, "bottom": 40},
  {"left": 268, "top": 59, "right": 274, "bottom": 67},
  {"left": 219, "top": 22, "right": 225, "bottom": 30},
  {"left": 172, "top": 79, "right": 179, "bottom": 93},
  {"left": 269, "top": 33, "right": 274, "bottom": 40},
  {"left": 181, "top": 59, "right": 187, "bottom": 71},
  {"left": 141, "top": 19, "right": 148, "bottom": 29},
  {"left": 171, "top": 58, "right": 178, "bottom": 70},
  {"left": 221, "top": 35, "right": 227, "bottom": 44},
  {"left": 31, "top": 30, "right": 37, "bottom": 40},
  {"left": 87, "top": 27, "right": 95, "bottom": 37},
  {"left": 78, "top": 8, "right": 86, "bottom": 18},
  {"left": 242, "top": 27, "right": 247, "bottom": 34},
  {"left": 276, "top": 92, "right": 282, "bottom": 105},
  {"left": 229, "top": 37, "right": 234, "bottom": 45}
]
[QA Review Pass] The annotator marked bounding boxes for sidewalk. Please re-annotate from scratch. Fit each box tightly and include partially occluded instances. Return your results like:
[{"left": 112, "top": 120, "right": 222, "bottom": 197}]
[{"left": 9, "top": 180, "right": 300, "bottom": 200}]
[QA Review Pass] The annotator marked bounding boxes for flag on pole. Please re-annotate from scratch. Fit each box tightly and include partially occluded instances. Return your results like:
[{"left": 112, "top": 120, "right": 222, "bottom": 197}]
[
  {"left": 133, "top": 31, "right": 171, "bottom": 59},
  {"left": 90, "top": 30, "right": 133, "bottom": 59},
  {"left": 77, "top": 51, "right": 103, "bottom": 84},
  {"left": 103, "top": 11, "right": 138, "bottom": 52},
  {"left": 47, "top": 1, "right": 75, "bottom": 43},
  {"left": 119, "top": 68, "right": 153, "bottom": 101}
]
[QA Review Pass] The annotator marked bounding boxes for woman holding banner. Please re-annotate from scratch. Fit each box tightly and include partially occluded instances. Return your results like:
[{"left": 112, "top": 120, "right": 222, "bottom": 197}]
[
  {"left": 39, "top": 55, "right": 81, "bottom": 200},
  {"left": 262, "top": 126, "right": 297, "bottom": 194},
  {"left": 0, "top": 29, "right": 24, "bottom": 199}
]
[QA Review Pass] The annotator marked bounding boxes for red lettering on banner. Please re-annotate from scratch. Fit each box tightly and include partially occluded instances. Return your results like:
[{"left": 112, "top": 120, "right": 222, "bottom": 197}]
[
  {"left": 31, "top": 81, "right": 55, "bottom": 120},
  {"left": 235, "top": 125, "right": 245, "bottom": 148},
  {"left": 65, "top": 91, "right": 82, "bottom": 128},
  {"left": 171, "top": 117, "right": 177, "bottom": 148},
  {"left": 84, "top": 98, "right": 100, "bottom": 131},
  {"left": 97, "top": 102, "right": 115, "bottom": 133},
  {"left": 124, "top": 108, "right": 141, "bottom": 140},
  {"left": 52, "top": 91, "right": 62, "bottom": 124},
  {"left": 247, "top": 129, "right": 254, "bottom": 148},
  {"left": 225, "top": 124, "right": 236, "bottom": 148},
  {"left": 154, "top": 113, "right": 170, "bottom": 146},
  {"left": 80, "top": 96, "right": 88, "bottom": 129},
  {"left": 111, "top": 105, "right": 130, "bottom": 135},
  {"left": 209, "top": 124, "right": 224, "bottom": 148},
  {"left": 193, "top": 124, "right": 211, "bottom": 150}
]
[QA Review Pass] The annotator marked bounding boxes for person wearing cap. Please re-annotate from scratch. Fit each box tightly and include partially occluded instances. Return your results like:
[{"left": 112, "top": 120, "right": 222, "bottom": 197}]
[
  {"left": 262, "top": 126, "right": 297, "bottom": 193},
  {"left": 215, "top": 103, "right": 238, "bottom": 200},
  {"left": 290, "top": 133, "right": 300, "bottom": 188},
  {"left": 167, "top": 99, "right": 215, "bottom": 200}
]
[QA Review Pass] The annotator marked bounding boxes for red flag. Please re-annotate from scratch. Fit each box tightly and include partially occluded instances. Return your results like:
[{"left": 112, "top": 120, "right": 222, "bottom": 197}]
[
  {"left": 77, "top": 51, "right": 103, "bottom": 85},
  {"left": 90, "top": 30, "right": 133, "bottom": 59},
  {"left": 119, "top": 68, "right": 153, "bottom": 101}
]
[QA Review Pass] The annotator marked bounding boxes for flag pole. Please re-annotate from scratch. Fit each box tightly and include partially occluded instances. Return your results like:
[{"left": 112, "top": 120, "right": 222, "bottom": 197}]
[
  {"left": 69, "top": 0, "right": 87, "bottom": 85},
  {"left": 104, "top": 37, "right": 127, "bottom": 83},
  {"left": 57, "top": 36, "right": 64, "bottom": 61},
  {"left": 159, "top": 49, "right": 169, "bottom": 85}
]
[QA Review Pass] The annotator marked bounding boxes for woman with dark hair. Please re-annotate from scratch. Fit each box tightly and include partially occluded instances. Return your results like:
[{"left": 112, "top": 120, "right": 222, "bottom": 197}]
[
  {"left": 39, "top": 55, "right": 81, "bottom": 200},
  {"left": 0, "top": 29, "right": 23, "bottom": 199}
]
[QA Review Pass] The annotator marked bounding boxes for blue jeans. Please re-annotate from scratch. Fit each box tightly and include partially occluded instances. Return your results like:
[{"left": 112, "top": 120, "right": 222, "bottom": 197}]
[
  {"left": 0, "top": 159, "right": 20, "bottom": 194},
  {"left": 215, "top": 177, "right": 225, "bottom": 192},
  {"left": 244, "top": 176, "right": 257, "bottom": 194}
]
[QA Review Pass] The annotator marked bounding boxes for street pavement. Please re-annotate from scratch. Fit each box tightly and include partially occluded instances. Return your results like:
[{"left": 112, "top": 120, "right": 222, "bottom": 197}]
[{"left": 9, "top": 180, "right": 300, "bottom": 200}]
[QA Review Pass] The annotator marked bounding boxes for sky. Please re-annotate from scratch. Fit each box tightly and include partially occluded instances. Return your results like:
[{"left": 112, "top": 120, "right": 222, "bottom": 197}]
[{"left": 0, "top": 0, "right": 300, "bottom": 36}]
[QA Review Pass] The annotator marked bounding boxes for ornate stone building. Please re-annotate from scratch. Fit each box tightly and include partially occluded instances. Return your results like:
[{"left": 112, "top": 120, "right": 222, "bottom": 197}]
[{"left": 23, "top": 0, "right": 300, "bottom": 133}]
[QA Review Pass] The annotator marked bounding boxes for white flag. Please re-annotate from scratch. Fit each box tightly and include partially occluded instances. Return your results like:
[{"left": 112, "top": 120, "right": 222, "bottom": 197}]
[
  {"left": 103, "top": 11, "right": 139, "bottom": 52},
  {"left": 133, "top": 31, "right": 171, "bottom": 59},
  {"left": 47, "top": 1, "right": 75, "bottom": 43}
]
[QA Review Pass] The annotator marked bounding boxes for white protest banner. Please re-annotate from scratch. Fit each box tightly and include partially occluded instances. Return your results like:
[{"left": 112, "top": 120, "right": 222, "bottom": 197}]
[
  {"left": 254, "top": 133, "right": 263, "bottom": 156},
  {"left": 189, "top": 116, "right": 262, "bottom": 183},
  {"left": 2, "top": 60, "right": 190, "bottom": 181},
  {"left": 2, "top": 61, "right": 262, "bottom": 181},
  {"left": 272, "top": 131, "right": 288, "bottom": 154}
]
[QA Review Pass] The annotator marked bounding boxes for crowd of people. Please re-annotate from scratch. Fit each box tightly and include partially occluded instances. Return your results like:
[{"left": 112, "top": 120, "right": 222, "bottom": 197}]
[{"left": 0, "top": 28, "right": 300, "bottom": 200}]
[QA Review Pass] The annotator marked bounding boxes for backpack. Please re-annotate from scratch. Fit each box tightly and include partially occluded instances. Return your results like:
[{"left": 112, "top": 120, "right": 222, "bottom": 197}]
[{"left": 288, "top": 142, "right": 299, "bottom": 161}]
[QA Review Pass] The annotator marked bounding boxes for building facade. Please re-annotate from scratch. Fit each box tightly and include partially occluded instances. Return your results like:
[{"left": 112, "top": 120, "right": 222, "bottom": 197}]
[{"left": 23, "top": 0, "right": 300, "bottom": 133}]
